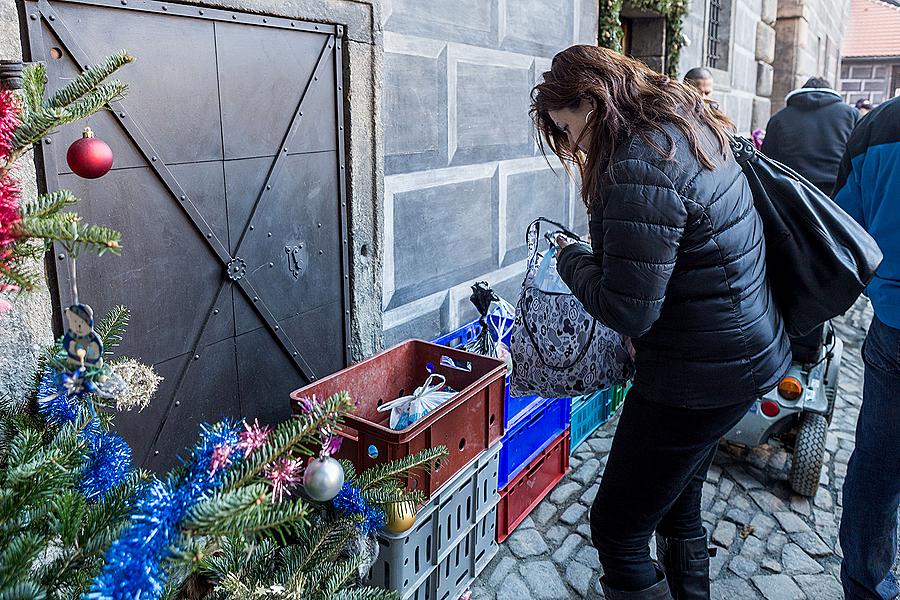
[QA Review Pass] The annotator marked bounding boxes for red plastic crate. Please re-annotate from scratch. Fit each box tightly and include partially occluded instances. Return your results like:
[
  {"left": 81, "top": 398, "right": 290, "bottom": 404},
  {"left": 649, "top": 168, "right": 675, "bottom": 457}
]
[
  {"left": 289, "top": 340, "right": 506, "bottom": 495},
  {"left": 496, "top": 429, "right": 570, "bottom": 543}
]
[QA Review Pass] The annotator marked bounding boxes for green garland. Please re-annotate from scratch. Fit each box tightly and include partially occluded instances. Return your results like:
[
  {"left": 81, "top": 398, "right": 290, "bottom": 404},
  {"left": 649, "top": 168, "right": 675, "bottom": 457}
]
[{"left": 598, "top": 0, "right": 688, "bottom": 78}]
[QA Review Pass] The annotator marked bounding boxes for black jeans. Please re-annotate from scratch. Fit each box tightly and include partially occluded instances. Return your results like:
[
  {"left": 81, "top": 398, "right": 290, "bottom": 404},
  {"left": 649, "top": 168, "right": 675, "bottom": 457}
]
[{"left": 590, "top": 386, "right": 753, "bottom": 590}]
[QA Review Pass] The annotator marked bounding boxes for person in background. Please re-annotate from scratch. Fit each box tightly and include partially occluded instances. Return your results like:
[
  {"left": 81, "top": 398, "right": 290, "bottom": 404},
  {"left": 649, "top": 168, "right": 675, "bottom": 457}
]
[
  {"left": 684, "top": 67, "right": 714, "bottom": 99},
  {"left": 832, "top": 96, "right": 900, "bottom": 600},
  {"left": 532, "top": 45, "right": 790, "bottom": 600},
  {"left": 855, "top": 98, "right": 874, "bottom": 117},
  {"left": 761, "top": 76, "right": 858, "bottom": 196}
]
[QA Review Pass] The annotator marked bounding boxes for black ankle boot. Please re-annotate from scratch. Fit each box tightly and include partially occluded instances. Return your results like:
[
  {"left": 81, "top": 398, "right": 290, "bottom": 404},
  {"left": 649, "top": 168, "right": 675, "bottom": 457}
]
[
  {"left": 600, "top": 567, "right": 674, "bottom": 599},
  {"left": 655, "top": 530, "right": 712, "bottom": 600}
]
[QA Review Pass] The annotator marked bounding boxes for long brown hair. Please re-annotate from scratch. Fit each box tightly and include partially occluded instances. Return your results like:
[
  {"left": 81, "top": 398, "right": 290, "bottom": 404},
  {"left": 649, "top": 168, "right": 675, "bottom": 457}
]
[{"left": 531, "top": 45, "right": 733, "bottom": 209}]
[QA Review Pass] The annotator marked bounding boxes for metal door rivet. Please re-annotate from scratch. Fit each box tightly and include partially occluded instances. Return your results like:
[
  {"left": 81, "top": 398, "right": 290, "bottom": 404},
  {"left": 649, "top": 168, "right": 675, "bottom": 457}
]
[
  {"left": 249, "top": 225, "right": 254, "bottom": 230},
  {"left": 30, "top": 14, "right": 37, "bottom": 20},
  {"left": 339, "top": 87, "right": 342, "bottom": 91},
  {"left": 119, "top": 112, "right": 125, "bottom": 117},
  {"left": 154, "top": 450, "right": 159, "bottom": 456},
  {"left": 344, "top": 274, "right": 349, "bottom": 279},
  {"left": 314, "top": 76, "right": 318, "bottom": 81},
  {"left": 345, "top": 310, "right": 350, "bottom": 315},
  {"left": 274, "top": 325, "right": 279, "bottom": 330},
  {"left": 293, "top": 351, "right": 298, "bottom": 356},
  {"left": 206, "top": 233, "right": 212, "bottom": 238},
  {"left": 49, "top": 14, "right": 55, "bottom": 20},
  {"left": 299, "top": 243, "right": 303, "bottom": 248},
  {"left": 300, "top": 111, "right": 303, "bottom": 116},
  {"left": 266, "top": 185, "right": 271, "bottom": 190},
  {"left": 44, "top": 138, "right": 51, "bottom": 144},
  {"left": 194, "top": 354, "right": 200, "bottom": 360},
  {"left": 263, "top": 18, "right": 267, "bottom": 22},
  {"left": 267, "top": 232, "right": 272, "bottom": 237},
  {"left": 213, "top": 309, "right": 219, "bottom": 315},
  {"left": 174, "top": 400, "right": 180, "bottom": 406},
  {"left": 319, "top": 250, "right": 324, "bottom": 255},
  {"left": 180, "top": 195, "right": 186, "bottom": 201},
  {"left": 199, "top": 9, "right": 204, "bottom": 14},
  {"left": 151, "top": 156, "right": 157, "bottom": 162},
  {"left": 315, "top": 25, "right": 319, "bottom": 29},
  {"left": 162, "top": 5, "right": 167, "bottom": 9},
  {"left": 253, "top": 297, "right": 259, "bottom": 302},
  {"left": 232, "top": 14, "right": 237, "bottom": 19},
  {"left": 340, "top": 165, "right": 345, "bottom": 170},
  {"left": 339, "top": 126, "right": 343, "bottom": 131},
  {"left": 269, "top": 262, "right": 274, "bottom": 267},
  {"left": 341, "top": 202, "right": 346, "bottom": 207},
  {"left": 58, "top": 253, "right": 65, "bottom": 260},
  {"left": 283, "top": 148, "right": 288, "bottom": 153},
  {"left": 290, "top": 21, "right": 294, "bottom": 27},
  {"left": 121, "top": 0, "right": 126, "bottom": 4},
  {"left": 317, "top": 223, "right": 322, "bottom": 228}
]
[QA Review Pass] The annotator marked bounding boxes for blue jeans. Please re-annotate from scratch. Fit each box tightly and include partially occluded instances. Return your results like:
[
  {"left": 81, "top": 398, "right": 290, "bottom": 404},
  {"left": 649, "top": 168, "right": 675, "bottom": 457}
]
[{"left": 841, "top": 315, "right": 900, "bottom": 600}]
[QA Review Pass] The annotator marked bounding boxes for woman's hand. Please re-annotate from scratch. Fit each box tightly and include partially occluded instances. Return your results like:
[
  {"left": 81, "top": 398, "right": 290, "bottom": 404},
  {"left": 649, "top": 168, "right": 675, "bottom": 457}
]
[{"left": 555, "top": 234, "right": 572, "bottom": 249}]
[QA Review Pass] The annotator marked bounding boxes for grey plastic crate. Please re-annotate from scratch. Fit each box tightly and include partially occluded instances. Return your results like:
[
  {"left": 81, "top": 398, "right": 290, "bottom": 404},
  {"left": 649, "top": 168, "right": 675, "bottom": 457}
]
[
  {"left": 435, "top": 504, "right": 500, "bottom": 600},
  {"left": 368, "top": 443, "right": 501, "bottom": 598}
]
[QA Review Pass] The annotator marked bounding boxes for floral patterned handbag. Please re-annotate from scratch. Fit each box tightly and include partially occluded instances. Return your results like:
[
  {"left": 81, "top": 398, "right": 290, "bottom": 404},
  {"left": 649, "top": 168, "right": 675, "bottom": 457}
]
[{"left": 509, "top": 218, "right": 634, "bottom": 398}]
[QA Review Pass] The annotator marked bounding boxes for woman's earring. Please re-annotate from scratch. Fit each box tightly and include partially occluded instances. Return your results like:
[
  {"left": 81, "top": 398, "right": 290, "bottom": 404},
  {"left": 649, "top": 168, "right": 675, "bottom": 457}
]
[{"left": 584, "top": 109, "right": 594, "bottom": 124}]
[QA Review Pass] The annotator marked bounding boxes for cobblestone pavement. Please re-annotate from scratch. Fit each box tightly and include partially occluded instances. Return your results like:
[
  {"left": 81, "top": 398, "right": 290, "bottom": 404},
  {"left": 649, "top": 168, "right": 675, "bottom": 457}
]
[{"left": 473, "top": 298, "right": 900, "bottom": 599}]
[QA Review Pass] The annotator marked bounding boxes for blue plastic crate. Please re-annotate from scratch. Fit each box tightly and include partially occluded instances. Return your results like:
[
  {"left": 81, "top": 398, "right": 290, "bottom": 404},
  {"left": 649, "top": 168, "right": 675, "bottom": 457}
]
[
  {"left": 432, "top": 320, "right": 541, "bottom": 429},
  {"left": 498, "top": 394, "right": 571, "bottom": 488},
  {"left": 570, "top": 388, "right": 613, "bottom": 453}
]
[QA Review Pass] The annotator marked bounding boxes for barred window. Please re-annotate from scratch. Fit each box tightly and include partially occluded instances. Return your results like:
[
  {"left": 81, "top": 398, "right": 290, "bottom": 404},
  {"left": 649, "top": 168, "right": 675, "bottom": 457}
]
[{"left": 706, "top": 0, "right": 724, "bottom": 69}]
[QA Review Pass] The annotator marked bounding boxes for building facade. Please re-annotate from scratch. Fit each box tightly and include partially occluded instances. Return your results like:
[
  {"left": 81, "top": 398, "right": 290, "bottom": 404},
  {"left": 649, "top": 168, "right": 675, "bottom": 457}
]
[{"left": 839, "top": 0, "right": 900, "bottom": 105}]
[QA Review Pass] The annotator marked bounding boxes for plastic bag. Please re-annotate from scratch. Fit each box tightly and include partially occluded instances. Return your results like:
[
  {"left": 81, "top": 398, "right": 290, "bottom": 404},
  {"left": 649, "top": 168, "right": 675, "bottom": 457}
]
[
  {"left": 377, "top": 374, "right": 456, "bottom": 431},
  {"left": 464, "top": 283, "right": 515, "bottom": 374}
]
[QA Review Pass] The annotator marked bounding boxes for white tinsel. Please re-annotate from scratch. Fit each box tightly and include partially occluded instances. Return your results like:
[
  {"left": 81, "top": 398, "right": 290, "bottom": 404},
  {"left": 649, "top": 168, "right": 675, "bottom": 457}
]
[{"left": 109, "top": 358, "right": 162, "bottom": 412}]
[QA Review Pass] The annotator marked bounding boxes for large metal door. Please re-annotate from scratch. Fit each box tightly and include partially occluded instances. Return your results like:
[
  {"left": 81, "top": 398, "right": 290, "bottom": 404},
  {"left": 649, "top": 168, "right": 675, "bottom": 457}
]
[{"left": 22, "top": 0, "right": 351, "bottom": 471}]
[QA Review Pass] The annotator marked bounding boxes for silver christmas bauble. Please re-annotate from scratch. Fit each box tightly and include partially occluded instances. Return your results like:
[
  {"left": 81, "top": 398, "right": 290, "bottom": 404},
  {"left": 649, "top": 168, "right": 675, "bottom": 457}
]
[{"left": 303, "top": 456, "right": 344, "bottom": 501}]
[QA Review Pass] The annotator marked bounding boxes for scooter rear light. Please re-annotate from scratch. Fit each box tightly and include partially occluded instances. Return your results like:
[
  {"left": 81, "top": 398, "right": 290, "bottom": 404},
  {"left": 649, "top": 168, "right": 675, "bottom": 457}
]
[
  {"left": 777, "top": 376, "right": 803, "bottom": 400},
  {"left": 761, "top": 400, "right": 781, "bottom": 417}
]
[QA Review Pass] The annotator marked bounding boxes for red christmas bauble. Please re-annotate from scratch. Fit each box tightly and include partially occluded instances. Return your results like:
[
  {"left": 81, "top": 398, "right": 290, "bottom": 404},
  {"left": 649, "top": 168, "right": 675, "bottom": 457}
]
[{"left": 66, "top": 127, "right": 113, "bottom": 179}]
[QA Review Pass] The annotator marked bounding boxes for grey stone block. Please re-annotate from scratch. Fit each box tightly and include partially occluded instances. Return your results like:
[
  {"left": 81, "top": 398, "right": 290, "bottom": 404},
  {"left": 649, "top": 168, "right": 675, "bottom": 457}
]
[
  {"left": 793, "top": 574, "right": 844, "bottom": 600},
  {"left": 740, "top": 535, "right": 767, "bottom": 562},
  {"left": 751, "top": 574, "right": 806, "bottom": 600},
  {"left": 781, "top": 543, "right": 824, "bottom": 574},
  {"left": 489, "top": 556, "right": 519, "bottom": 587},
  {"left": 385, "top": 0, "right": 495, "bottom": 46},
  {"left": 549, "top": 482, "right": 581, "bottom": 505},
  {"left": 750, "top": 513, "right": 778, "bottom": 540},
  {"left": 546, "top": 525, "right": 568, "bottom": 545},
  {"left": 774, "top": 511, "right": 811, "bottom": 534},
  {"left": 498, "top": 573, "right": 533, "bottom": 600},
  {"left": 791, "top": 531, "right": 832, "bottom": 557},
  {"left": 762, "top": 557, "right": 783, "bottom": 573},
  {"left": 503, "top": 168, "right": 569, "bottom": 265},
  {"left": 501, "top": 0, "right": 574, "bottom": 56},
  {"left": 790, "top": 495, "right": 811, "bottom": 516},
  {"left": 574, "top": 546, "right": 601, "bottom": 569},
  {"left": 729, "top": 554, "right": 758, "bottom": 577},
  {"left": 756, "top": 22, "right": 776, "bottom": 63},
  {"left": 753, "top": 97, "right": 772, "bottom": 131},
  {"left": 532, "top": 502, "right": 558, "bottom": 526},
  {"left": 454, "top": 61, "right": 533, "bottom": 164},
  {"left": 521, "top": 560, "right": 568, "bottom": 600},
  {"left": 389, "top": 174, "right": 497, "bottom": 306},
  {"left": 713, "top": 521, "right": 738, "bottom": 548},
  {"left": 762, "top": 0, "right": 778, "bottom": 24},
  {"left": 711, "top": 577, "right": 759, "bottom": 599},
  {"left": 757, "top": 61, "right": 775, "bottom": 97},
  {"left": 559, "top": 503, "right": 587, "bottom": 526},
  {"left": 814, "top": 487, "right": 833, "bottom": 510},
  {"left": 552, "top": 534, "right": 584, "bottom": 564},
  {"left": 580, "top": 483, "right": 599, "bottom": 506},
  {"left": 565, "top": 560, "right": 594, "bottom": 597},
  {"left": 384, "top": 49, "right": 447, "bottom": 175},
  {"left": 571, "top": 458, "right": 601, "bottom": 485},
  {"left": 507, "top": 528, "right": 550, "bottom": 558},
  {"left": 751, "top": 490, "right": 787, "bottom": 513}
]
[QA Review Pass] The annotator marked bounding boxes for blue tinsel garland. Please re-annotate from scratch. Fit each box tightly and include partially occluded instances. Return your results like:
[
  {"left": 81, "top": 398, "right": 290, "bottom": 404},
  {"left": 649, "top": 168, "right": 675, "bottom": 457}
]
[
  {"left": 37, "top": 367, "right": 132, "bottom": 502},
  {"left": 85, "top": 421, "right": 243, "bottom": 600},
  {"left": 332, "top": 482, "right": 386, "bottom": 535}
]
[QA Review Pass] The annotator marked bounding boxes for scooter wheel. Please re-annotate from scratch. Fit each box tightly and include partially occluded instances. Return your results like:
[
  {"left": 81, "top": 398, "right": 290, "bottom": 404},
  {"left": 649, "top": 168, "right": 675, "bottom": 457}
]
[{"left": 790, "top": 412, "right": 828, "bottom": 497}]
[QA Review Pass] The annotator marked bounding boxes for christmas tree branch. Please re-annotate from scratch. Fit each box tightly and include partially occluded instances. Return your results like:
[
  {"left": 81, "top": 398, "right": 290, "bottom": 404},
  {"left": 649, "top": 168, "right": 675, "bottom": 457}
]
[
  {"left": 48, "top": 51, "right": 133, "bottom": 110},
  {"left": 182, "top": 484, "right": 310, "bottom": 542},
  {"left": 353, "top": 446, "right": 446, "bottom": 491},
  {"left": 94, "top": 305, "right": 129, "bottom": 356},
  {"left": 221, "top": 392, "right": 353, "bottom": 491},
  {"left": 19, "top": 189, "right": 77, "bottom": 219}
]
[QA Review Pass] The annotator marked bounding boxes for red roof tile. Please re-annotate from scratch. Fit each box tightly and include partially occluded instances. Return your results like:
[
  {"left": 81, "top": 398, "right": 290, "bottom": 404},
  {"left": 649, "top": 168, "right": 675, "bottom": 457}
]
[{"left": 843, "top": 0, "right": 900, "bottom": 58}]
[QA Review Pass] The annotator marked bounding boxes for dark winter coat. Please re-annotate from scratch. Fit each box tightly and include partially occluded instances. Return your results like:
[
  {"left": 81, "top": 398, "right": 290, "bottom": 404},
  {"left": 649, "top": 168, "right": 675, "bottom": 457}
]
[
  {"left": 761, "top": 89, "right": 859, "bottom": 195},
  {"left": 557, "top": 124, "right": 792, "bottom": 408}
]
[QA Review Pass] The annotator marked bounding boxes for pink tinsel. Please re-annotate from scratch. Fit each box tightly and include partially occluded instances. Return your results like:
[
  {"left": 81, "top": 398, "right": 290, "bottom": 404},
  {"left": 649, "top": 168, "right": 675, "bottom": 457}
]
[
  {"left": 237, "top": 419, "right": 271, "bottom": 456},
  {"left": 265, "top": 457, "right": 304, "bottom": 502},
  {"left": 0, "top": 283, "right": 19, "bottom": 315},
  {"left": 209, "top": 444, "right": 234, "bottom": 475},
  {"left": 751, "top": 129, "right": 766, "bottom": 151},
  {"left": 0, "top": 89, "right": 19, "bottom": 161},
  {"left": 0, "top": 174, "right": 21, "bottom": 249}
]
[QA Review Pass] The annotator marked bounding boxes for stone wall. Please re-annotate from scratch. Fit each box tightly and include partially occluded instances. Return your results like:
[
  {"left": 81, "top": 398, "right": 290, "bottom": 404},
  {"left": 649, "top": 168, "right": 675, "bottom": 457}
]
[
  {"left": 678, "top": 0, "right": 777, "bottom": 132},
  {"left": 381, "top": 0, "right": 599, "bottom": 345},
  {"left": 840, "top": 58, "right": 900, "bottom": 104},
  {"left": 772, "top": 0, "right": 850, "bottom": 111}
]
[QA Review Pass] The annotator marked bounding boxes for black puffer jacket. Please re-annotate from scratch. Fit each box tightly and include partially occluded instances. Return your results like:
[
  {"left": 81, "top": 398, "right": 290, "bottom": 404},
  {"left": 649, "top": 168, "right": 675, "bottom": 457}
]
[
  {"left": 558, "top": 125, "right": 791, "bottom": 408},
  {"left": 760, "top": 89, "right": 858, "bottom": 195}
]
